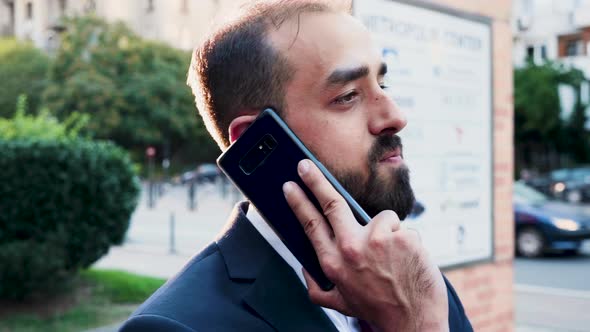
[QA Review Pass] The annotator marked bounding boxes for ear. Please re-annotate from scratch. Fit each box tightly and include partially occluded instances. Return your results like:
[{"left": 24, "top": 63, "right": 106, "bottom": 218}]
[{"left": 228, "top": 114, "right": 258, "bottom": 144}]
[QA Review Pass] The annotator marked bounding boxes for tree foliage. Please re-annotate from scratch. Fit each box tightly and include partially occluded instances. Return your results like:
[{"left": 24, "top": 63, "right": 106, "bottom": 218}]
[
  {"left": 42, "top": 16, "right": 218, "bottom": 165},
  {"left": 514, "top": 60, "right": 590, "bottom": 173},
  {"left": 0, "top": 95, "right": 89, "bottom": 140},
  {"left": 0, "top": 38, "right": 50, "bottom": 117}
]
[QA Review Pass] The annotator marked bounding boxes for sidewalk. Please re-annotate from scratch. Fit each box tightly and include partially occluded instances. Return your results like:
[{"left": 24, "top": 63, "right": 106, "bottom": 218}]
[{"left": 94, "top": 182, "right": 241, "bottom": 278}]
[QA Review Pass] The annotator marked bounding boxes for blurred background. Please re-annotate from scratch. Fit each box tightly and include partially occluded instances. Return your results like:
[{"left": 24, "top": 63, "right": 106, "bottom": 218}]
[{"left": 0, "top": 0, "right": 589, "bottom": 331}]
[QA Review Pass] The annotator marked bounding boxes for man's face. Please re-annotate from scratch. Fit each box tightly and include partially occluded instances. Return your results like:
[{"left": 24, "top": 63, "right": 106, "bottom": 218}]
[{"left": 269, "top": 12, "right": 415, "bottom": 219}]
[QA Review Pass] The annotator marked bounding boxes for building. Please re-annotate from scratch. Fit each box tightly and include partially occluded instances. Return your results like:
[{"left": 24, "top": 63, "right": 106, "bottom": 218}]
[
  {"left": 512, "top": 0, "right": 590, "bottom": 128},
  {"left": 0, "top": 0, "right": 247, "bottom": 51},
  {"left": 512, "top": 0, "right": 590, "bottom": 71}
]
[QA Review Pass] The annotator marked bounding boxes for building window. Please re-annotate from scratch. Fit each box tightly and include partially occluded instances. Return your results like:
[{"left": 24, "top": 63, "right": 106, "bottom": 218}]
[
  {"left": 26, "top": 2, "right": 33, "bottom": 20},
  {"left": 526, "top": 46, "right": 535, "bottom": 60},
  {"left": 181, "top": 0, "right": 189, "bottom": 13},
  {"left": 540, "top": 45, "right": 547, "bottom": 59},
  {"left": 84, "top": 0, "right": 96, "bottom": 13},
  {"left": 8, "top": 2, "right": 15, "bottom": 23},
  {"left": 147, "top": 0, "right": 154, "bottom": 12},
  {"left": 59, "top": 0, "right": 67, "bottom": 13},
  {"left": 566, "top": 39, "right": 582, "bottom": 56}
]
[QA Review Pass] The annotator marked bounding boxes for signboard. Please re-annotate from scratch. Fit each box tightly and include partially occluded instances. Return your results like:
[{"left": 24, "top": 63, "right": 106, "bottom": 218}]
[{"left": 354, "top": 0, "right": 494, "bottom": 267}]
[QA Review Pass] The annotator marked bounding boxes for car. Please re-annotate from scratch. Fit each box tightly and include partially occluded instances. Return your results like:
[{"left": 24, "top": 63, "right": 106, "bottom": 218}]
[
  {"left": 179, "top": 164, "right": 221, "bottom": 185},
  {"left": 548, "top": 166, "right": 590, "bottom": 203},
  {"left": 524, "top": 166, "right": 590, "bottom": 203},
  {"left": 514, "top": 181, "right": 590, "bottom": 257},
  {"left": 195, "top": 163, "right": 220, "bottom": 184},
  {"left": 180, "top": 170, "right": 197, "bottom": 185}
]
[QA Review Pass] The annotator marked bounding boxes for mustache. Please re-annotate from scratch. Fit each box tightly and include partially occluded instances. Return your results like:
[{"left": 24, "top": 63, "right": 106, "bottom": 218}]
[{"left": 369, "top": 135, "right": 403, "bottom": 164}]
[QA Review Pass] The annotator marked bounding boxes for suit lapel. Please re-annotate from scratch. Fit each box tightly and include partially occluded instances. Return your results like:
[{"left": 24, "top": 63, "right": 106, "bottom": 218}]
[
  {"left": 243, "top": 249, "right": 339, "bottom": 332},
  {"left": 217, "top": 202, "right": 339, "bottom": 332}
]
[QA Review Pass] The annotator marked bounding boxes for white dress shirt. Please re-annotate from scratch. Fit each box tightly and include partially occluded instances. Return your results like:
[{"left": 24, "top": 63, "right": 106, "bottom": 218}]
[{"left": 246, "top": 205, "right": 360, "bottom": 332}]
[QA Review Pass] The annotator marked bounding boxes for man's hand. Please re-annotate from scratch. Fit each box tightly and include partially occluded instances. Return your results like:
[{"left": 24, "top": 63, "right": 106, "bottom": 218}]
[{"left": 282, "top": 159, "right": 449, "bottom": 332}]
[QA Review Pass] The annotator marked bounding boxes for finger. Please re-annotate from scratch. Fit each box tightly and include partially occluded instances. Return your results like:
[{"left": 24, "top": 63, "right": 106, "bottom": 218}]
[
  {"left": 368, "top": 210, "right": 401, "bottom": 236},
  {"left": 283, "top": 181, "right": 335, "bottom": 257},
  {"left": 303, "top": 268, "right": 351, "bottom": 315},
  {"left": 391, "top": 228, "right": 422, "bottom": 252},
  {"left": 401, "top": 227, "right": 422, "bottom": 244},
  {"left": 297, "top": 159, "right": 358, "bottom": 238},
  {"left": 365, "top": 211, "right": 400, "bottom": 251}
]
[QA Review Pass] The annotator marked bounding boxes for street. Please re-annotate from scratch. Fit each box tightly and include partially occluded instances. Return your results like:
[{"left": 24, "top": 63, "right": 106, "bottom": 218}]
[
  {"left": 515, "top": 243, "right": 590, "bottom": 332},
  {"left": 516, "top": 244, "right": 590, "bottom": 291}
]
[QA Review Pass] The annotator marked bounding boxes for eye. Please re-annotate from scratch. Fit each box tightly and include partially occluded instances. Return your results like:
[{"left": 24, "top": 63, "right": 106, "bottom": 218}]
[{"left": 332, "top": 91, "right": 359, "bottom": 105}]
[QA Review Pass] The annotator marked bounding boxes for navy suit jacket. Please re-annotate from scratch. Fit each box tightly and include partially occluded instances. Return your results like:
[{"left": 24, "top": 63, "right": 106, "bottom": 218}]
[{"left": 120, "top": 202, "right": 473, "bottom": 332}]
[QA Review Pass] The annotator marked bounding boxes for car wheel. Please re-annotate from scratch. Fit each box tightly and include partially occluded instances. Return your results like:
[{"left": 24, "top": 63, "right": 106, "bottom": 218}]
[{"left": 517, "top": 227, "right": 545, "bottom": 258}]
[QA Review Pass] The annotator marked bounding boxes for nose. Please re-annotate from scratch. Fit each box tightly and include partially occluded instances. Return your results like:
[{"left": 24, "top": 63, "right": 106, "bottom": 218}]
[{"left": 368, "top": 90, "right": 407, "bottom": 136}]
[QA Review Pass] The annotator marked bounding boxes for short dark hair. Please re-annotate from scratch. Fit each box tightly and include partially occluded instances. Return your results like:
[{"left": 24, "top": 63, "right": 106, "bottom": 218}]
[{"left": 187, "top": 0, "right": 347, "bottom": 148}]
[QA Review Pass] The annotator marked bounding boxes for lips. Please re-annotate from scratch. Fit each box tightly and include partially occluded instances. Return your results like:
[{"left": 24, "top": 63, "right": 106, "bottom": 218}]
[{"left": 379, "top": 147, "right": 402, "bottom": 162}]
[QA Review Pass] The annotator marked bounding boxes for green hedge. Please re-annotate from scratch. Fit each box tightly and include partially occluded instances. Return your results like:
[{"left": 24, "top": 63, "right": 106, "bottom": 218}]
[{"left": 0, "top": 139, "right": 140, "bottom": 299}]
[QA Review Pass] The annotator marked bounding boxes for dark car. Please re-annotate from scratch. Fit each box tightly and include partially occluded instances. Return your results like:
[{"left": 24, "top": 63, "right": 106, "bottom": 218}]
[
  {"left": 514, "top": 181, "right": 590, "bottom": 257},
  {"left": 195, "top": 163, "right": 220, "bottom": 184},
  {"left": 180, "top": 170, "right": 197, "bottom": 185},
  {"left": 525, "top": 166, "right": 590, "bottom": 203},
  {"left": 180, "top": 164, "right": 221, "bottom": 185}
]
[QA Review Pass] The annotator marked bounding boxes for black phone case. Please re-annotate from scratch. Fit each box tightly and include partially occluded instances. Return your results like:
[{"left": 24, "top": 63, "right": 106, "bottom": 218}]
[{"left": 217, "top": 109, "right": 371, "bottom": 291}]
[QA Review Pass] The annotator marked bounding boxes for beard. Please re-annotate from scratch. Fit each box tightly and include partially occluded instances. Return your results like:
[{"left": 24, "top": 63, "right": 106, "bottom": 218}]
[{"left": 326, "top": 135, "right": 416, "bottom": 220}]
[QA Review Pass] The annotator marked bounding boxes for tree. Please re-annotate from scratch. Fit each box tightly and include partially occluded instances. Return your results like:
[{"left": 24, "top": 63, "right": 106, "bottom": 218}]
[
  {"left": 514, "top": 60, "right": 590, "bottom": 174},
  {"left": 42, "top": 16, "right": 218, "bottom": 167},
  {"left": 0, "top": 39, "right": 50, "bottom": 117}
]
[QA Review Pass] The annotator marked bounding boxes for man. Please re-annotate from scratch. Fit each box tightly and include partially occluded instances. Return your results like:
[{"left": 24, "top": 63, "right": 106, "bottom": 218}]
[{"left": 120, "top": 1, "right": 473, "bottom": 331}]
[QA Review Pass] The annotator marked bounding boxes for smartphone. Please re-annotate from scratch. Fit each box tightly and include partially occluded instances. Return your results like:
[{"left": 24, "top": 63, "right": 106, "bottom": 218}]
[{"left": 217, "top": 108, "right": 371, "bottom": 291}]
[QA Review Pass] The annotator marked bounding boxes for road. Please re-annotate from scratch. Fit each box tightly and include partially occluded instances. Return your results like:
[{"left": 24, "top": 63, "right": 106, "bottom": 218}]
[
  {"left": 515, "top": 242, "right": 590, "bottom": 332},
  {"left": 515, "top": 244, "right": 590, "bottom": 291}
]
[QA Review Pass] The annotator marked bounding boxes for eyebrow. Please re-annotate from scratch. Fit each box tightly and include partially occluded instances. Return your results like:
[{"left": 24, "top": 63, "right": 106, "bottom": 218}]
[{"left": 325, "top": 62, "right": 388, "bottom": 87}]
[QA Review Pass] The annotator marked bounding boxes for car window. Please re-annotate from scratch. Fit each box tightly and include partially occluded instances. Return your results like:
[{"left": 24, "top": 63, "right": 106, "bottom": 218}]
[
  {"left": 571, "top": 168, "right": 590, "bottom": 182},
  {"left": 197, "top": 164, "right": 218, "bottom": 173},
  {"left": 514, "top": 181, "right": 549, "bottom": 205},
  {"left": 551, "top": 169, "right": 569, "bottom": 181}
]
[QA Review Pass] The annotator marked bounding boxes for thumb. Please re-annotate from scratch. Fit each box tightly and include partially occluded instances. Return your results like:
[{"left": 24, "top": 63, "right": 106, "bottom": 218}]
[{"left": 302, "top": 269, "right": 351, "bottom": 315}]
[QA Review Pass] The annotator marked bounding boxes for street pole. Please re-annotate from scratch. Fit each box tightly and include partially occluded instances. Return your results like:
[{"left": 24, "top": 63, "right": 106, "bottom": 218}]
[
  {"left": 162, "top": 158, "right": 170, "bottom": 197},
  {"left": 188, "top": 180, "right": 197, "bottom": 211},
  {"left": 169, "top": 211, "right": 176, "bottom": 254},
  {"left": 220, "top": 174, "right": 228, "bottom": 199},
  {"left": 146, "top": 146, "right": 156, "bottom": 208}
]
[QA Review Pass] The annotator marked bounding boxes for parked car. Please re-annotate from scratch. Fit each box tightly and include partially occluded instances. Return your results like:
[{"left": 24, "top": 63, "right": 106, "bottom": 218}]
[
  {"left": 196, "top": 163, "right": 220, "bottom": 184},
  {"left": 514, "top": 181, "right": 590, "bottom": 257},
  {"left": 180, "top": 164, "right": 221, "bottom": 185},
  {"left": 180, "top": 170, "right": 198, "bottom": 185},
  {"left": 524, "top": 166, "right": 590, "bottom": 203}
]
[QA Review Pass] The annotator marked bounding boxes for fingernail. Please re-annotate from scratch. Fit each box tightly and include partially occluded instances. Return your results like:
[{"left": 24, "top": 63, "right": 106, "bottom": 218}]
[
  {"left": 298, "top": 160, "right": 310, "bottom": 175},
  {"left": 283, "top": 182, "right": 294, "bottom": 195}
]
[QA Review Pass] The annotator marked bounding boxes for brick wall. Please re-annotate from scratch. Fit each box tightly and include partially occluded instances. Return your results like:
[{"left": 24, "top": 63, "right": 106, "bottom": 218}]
[{"left": 430, "top": 0, "right": 515, "bottom": 331}]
